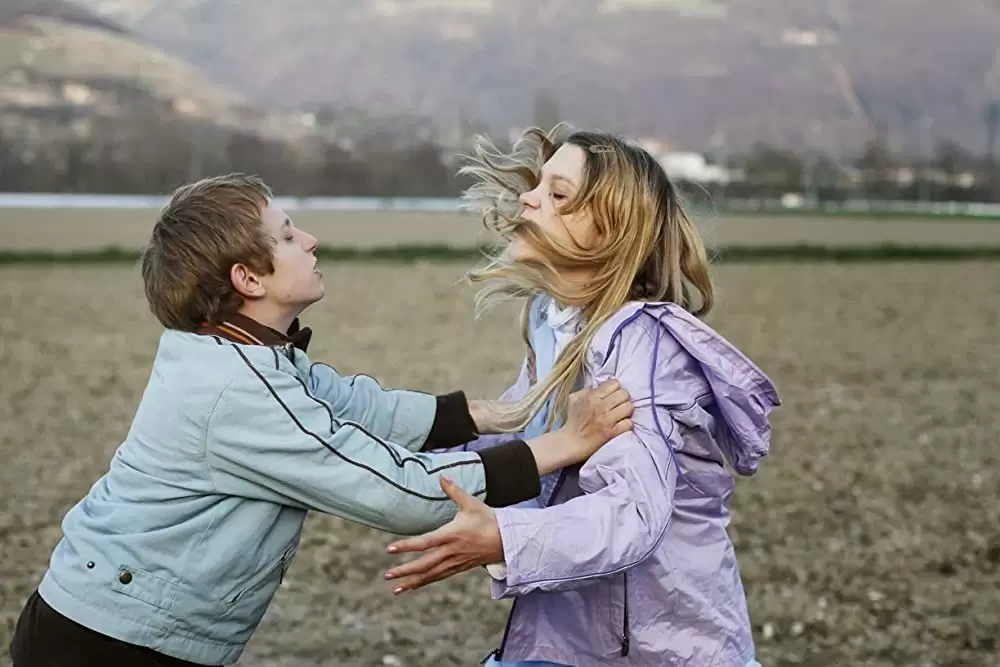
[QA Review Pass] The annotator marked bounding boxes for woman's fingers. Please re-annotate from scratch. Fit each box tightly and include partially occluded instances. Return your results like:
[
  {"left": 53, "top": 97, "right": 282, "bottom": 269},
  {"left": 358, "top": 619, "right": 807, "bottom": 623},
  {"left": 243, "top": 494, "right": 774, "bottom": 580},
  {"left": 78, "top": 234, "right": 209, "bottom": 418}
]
[
  {"left": 385, "top": 546, "right": 453, "bottom": 581},
  {"left": 391, "top": 556, "right": 472, "bottom": 594},
  {"left": 386, "top": 524, "right": 453, "bottom": 555}
]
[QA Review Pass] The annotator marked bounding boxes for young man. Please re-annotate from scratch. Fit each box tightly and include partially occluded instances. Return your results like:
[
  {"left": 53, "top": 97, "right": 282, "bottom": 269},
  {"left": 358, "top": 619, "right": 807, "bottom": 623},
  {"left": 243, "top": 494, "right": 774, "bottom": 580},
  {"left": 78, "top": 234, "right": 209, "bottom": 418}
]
[{"left": 9, "top": 174, "right": 634, "bottom": 667}]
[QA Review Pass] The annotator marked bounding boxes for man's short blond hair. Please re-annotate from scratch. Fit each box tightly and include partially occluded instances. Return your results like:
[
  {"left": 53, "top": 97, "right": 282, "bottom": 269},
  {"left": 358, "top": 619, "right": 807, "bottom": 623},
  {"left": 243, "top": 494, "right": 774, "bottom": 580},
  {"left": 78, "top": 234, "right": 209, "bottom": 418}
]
[{"left": 141, "top": 174, "right": 275, "bottom": 331}]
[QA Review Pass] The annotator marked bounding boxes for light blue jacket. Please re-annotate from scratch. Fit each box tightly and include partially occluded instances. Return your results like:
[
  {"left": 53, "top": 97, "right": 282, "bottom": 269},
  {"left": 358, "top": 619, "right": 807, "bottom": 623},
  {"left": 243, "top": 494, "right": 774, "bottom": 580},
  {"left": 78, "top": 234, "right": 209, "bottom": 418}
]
[{"left": 37, "top": 329, "right": 498, "bottom": 665}]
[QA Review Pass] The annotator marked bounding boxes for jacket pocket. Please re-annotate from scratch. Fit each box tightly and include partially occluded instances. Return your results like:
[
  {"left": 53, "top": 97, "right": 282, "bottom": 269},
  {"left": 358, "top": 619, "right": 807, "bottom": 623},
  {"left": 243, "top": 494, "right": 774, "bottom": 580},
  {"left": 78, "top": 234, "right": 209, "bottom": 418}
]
[
  {"left": 225, "top": 542, "right": 297, "bottom": 607},
  {"left": 108, "top": 564, "right": 210, "bottom": 614}
]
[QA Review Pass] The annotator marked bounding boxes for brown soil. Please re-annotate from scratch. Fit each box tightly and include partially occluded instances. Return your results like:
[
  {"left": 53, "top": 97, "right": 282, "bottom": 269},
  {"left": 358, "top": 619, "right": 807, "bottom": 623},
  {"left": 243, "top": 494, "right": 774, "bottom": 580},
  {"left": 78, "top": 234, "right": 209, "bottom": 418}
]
[{"left": 1, "top": 262, "right": 998, "bottom": 666}]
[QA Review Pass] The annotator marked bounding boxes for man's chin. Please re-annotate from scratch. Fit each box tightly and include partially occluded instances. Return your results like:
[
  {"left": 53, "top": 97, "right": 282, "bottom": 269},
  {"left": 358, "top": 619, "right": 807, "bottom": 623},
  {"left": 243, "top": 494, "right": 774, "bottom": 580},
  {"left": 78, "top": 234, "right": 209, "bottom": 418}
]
[{"left": 293, "top": 291, "right": 325, "bottom": 313}]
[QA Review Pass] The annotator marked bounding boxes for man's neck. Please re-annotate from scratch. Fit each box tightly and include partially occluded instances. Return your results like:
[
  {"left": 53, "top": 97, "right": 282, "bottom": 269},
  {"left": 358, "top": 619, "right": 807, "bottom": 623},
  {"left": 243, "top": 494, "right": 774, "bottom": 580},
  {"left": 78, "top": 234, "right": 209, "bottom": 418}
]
[
  {"left": 198, "top": 311, "right": 312, "bottom": 352},
  {"left": 236, "top": 304, "right": 298, "bottom": 336}
]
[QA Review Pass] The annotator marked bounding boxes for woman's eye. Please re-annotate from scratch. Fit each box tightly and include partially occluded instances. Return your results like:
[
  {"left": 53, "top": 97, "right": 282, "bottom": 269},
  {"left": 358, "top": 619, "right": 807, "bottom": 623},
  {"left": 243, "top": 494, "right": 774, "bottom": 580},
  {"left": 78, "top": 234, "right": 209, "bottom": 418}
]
[{"left": 552, "top": 192, "right": 566, "bottom": 200}]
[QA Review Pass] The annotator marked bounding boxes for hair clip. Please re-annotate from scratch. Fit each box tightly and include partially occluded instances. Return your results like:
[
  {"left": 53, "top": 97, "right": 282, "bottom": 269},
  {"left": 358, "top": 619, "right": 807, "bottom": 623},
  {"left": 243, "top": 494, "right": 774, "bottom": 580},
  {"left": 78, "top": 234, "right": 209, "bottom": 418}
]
[{"left": 588, "top": 145, "right": 614, "bottom": 154}]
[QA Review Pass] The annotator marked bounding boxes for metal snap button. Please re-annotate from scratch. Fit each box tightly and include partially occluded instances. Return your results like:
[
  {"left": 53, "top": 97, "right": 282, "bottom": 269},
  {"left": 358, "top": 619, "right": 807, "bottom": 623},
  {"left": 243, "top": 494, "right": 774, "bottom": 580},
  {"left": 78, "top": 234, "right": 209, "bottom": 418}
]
[
  {"left": 118, "top": 570, "right": 132, "bottom": 585},
  {"left": 86, "top": 561, "right": 95, "bottom": 569}
]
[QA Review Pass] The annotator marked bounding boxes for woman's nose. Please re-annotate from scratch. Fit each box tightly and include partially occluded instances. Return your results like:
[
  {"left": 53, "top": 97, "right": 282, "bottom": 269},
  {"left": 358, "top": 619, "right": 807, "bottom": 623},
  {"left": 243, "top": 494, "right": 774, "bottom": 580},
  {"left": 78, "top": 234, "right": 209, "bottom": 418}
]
[{"left": 519, "top": 189, "right": 540, "bottom": 209}]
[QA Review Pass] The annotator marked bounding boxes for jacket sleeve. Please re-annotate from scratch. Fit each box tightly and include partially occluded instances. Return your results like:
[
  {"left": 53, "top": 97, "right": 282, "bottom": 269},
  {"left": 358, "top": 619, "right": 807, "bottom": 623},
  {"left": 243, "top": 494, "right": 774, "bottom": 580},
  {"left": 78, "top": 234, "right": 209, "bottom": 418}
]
[
  {"left": 205, "top": 361, "right": 541, "bottom": 536},
  {"left": 423, "top": 355, "right": 533, "bottom": 455},
  {"left": 307, "top": 361, "right": 478, "bottom": 453},
  {"left": 489, "top": 324, "right": 681, "bottom": 597}
]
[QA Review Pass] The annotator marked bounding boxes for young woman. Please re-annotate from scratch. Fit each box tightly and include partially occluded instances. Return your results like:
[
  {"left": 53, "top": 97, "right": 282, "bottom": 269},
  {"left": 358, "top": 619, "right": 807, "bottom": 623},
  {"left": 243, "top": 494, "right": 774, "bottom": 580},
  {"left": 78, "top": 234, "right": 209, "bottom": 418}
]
[{"left": 384, "top": 127, "right": 780, "bottom": 667}]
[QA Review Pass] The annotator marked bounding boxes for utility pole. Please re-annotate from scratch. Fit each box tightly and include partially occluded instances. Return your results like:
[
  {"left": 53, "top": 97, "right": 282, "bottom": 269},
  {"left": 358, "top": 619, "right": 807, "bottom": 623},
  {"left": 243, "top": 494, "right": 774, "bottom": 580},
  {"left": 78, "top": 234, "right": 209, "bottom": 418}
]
[
  {"left": 918, "top": 115, "right": 933, "bottom": 203},
  {"left": 707, "top": 128, "right": 728, "bottom": 207},
  {"left": 532, "top": 90, "right": 561, "bottom": 132},
  {"left": 987, "top": 102, "right": 1000, "bottom": 202},
  {"left": 804, "top": 122, "right": 823, "bottom": 207},
  {"left": 984, "top": 48, "right": 1000, "bottom": 202}
]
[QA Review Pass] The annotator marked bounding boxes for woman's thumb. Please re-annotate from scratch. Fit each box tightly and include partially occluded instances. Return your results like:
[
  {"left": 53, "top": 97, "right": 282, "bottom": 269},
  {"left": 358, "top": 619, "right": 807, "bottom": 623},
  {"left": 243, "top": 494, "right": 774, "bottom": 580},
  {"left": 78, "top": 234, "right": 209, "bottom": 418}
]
[{"left": 440, "top": 476, "right": 473, "bottom": 508}]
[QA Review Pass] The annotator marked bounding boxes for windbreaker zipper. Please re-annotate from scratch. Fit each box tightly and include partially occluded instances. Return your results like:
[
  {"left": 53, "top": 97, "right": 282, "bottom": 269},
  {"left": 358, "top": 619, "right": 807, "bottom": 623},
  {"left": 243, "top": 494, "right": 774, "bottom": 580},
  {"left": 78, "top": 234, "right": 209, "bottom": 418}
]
[
  {"left": 545, "top": 468, "right": 570, "bottom": 506},
  {"left": 620, "top": 571, "right": 631, "bottom": 657},
  {"left": 484, "top": 598, "right": 519, "bottom": 663}
]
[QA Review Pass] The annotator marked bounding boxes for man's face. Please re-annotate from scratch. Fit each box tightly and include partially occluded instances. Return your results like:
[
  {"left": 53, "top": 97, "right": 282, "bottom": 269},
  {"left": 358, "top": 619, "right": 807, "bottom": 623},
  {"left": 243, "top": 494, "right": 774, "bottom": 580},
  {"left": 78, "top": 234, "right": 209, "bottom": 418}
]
[{"left": 255, "top": 201, "right": 325, "bottom": 314}]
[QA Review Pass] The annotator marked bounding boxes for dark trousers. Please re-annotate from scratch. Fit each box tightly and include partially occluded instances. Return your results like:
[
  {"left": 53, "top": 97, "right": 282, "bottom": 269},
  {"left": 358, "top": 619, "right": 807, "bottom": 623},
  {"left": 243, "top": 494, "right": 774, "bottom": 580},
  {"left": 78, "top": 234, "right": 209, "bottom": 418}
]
[{"left": 9, "top": 589, "right": 213, "bottom": 667}]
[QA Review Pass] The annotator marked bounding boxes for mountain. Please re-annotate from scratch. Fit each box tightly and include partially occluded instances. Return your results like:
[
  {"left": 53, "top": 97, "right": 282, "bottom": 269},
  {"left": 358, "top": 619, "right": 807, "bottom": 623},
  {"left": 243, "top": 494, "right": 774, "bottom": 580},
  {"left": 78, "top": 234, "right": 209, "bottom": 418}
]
[
  {"left": 0, "top": 0, "right": 252, "bottom": 126},
  {"left": 67, "top": 0, "right": 1000, "bottom": 157}
]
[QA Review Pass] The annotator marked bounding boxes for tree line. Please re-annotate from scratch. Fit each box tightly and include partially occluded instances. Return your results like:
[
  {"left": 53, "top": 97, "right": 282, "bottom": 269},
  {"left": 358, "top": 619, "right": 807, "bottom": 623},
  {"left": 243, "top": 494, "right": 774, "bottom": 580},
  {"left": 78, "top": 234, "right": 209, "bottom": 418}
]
[{"left": 0, "top": 108, "right": 997, "bottom": 203}]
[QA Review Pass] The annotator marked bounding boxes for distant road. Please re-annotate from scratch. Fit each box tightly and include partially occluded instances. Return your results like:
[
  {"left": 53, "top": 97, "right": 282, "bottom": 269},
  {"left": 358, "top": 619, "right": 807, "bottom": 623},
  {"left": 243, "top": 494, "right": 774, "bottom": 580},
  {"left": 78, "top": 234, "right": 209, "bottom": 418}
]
[
  {"left": 2, "top": 193, "right": 999, "bottom": 218},
  {"left": 2, "top": 207, "right": 999, "bottom": 251}
]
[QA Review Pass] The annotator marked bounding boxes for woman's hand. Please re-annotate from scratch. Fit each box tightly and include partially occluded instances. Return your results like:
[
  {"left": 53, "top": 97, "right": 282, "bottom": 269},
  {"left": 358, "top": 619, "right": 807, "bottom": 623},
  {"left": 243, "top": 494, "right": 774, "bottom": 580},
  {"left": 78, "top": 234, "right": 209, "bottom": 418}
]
[{"left": 384, "top": 476, "right": 502, "bottom": 593}]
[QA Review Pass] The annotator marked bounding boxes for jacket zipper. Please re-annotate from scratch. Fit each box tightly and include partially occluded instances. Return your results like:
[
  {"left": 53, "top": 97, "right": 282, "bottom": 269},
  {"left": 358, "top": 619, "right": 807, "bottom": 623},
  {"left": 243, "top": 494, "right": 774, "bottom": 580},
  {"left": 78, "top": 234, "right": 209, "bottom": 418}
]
[
  {"left": 544, "top": 467, "right": 570, "bottom": 507},
  {"left": 483, "top": 598, "right": 518, "bottom": 663},
  {"left": 227, "top": 544, "right": 295, "bottom": 605},
  {"left": 486, "top": 437, "right": 621, "bottom": 661},
  {"left": 620, "top": 571, "right": 631, "bottom": 657}
]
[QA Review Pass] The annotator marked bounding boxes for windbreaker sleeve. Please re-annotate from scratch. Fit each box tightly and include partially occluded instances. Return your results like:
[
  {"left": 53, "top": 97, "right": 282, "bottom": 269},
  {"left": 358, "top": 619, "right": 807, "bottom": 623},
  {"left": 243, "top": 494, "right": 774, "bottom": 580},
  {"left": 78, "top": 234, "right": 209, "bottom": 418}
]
[
  {"left": 489, "top": 319, "right": 684, "bottom": 597},
  {"left": 205, "top": 357, "right": 541, "bottom": 536}
]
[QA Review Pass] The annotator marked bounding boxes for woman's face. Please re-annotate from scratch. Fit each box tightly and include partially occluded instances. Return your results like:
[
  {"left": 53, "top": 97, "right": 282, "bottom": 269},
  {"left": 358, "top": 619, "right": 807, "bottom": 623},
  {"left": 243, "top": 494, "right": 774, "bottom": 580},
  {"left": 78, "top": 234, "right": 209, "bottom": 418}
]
[{"left": 511, "top": 143, "right": 598, "bottom": 263}]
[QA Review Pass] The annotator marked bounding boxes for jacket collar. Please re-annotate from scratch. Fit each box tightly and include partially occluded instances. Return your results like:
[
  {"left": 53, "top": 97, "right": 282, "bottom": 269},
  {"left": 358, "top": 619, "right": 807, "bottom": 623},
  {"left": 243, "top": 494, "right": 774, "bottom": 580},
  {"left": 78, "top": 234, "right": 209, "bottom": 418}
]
[{"left": 198, "top": 312, "right": 312, "bottom": 352}]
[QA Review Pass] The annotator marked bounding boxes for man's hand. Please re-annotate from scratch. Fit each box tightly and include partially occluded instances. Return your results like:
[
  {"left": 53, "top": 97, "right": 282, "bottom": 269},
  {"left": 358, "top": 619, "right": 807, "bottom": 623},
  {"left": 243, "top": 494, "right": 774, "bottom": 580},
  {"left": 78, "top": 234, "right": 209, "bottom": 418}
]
[
  {"left": 514, "top": 380, "right": 635, "bottom": 477},
  {"left": 467, "top": 399, "right": 506, "bottom": 434},
  {"left": 560, "top": 379, "right": 634, "bottom": 460},
  {"left": 384, "top": 476, "right": 502, "bottom": 594}
]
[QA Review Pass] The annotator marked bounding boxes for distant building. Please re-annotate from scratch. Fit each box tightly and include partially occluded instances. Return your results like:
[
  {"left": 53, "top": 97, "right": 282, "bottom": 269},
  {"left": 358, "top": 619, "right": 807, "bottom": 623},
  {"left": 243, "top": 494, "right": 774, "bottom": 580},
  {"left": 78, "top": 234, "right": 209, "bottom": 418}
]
[
  {"left": 660, "top": 152, "right": 731, "bottom": 184},
  {"left": 598, "top": 0, "right": 727, "bottom": 18},
  {"left": 373, "top": 0, "right": 493, "bottom": 15},
  {"left": 636, "top": 139, "right": 731, "bottom": 184},
  {"left": 780, "top": 28, "right": 837, "bottom": 47}
]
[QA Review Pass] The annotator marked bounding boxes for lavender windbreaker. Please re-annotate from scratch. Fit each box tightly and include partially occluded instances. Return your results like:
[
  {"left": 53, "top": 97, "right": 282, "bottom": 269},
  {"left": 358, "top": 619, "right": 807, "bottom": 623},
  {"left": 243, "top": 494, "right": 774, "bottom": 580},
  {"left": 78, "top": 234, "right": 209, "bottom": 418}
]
[{"left": 445, "top": 298, "right": 780, "bottom": 667}]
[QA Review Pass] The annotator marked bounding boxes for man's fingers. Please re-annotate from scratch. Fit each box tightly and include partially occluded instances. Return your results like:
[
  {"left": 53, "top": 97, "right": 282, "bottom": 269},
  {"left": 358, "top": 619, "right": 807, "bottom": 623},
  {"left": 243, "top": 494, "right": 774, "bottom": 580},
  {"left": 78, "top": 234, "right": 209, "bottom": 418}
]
[
  {"left": 611, "top": 418, "right": 634, "bottom": 437},
  {"left": 601, "top": 387, "right": 632, "bottom": 410},
  {"left": 384, "top": 546, "right": 453, "bottom": 581},
  {"left": 386, "top": 525, "right": 452, "bottom": 555},
  {"left": 592, "top": 379, "right": 621, "bottom": 398},
  {"left": 608, "top": 400, "right": 635, "bottom": 424}
]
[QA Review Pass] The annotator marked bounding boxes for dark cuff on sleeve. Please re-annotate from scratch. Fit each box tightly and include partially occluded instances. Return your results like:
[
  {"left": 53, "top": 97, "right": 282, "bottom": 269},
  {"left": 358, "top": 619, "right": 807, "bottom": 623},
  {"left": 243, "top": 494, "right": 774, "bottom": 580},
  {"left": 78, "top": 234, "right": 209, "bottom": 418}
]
[
  {"left": 422, "top": 391, "right": 479, "bottom": 451},
  {"left": 478, "top": 440, "right": 541, "bottom": 508}
]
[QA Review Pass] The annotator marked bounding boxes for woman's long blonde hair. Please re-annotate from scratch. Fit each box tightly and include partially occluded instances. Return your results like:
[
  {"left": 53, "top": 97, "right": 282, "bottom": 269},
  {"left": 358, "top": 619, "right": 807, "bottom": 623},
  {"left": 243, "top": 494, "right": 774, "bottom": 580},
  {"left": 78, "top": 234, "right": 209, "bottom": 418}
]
[{"left": 461, "top": 125, "right": 714, "bottom": 432}]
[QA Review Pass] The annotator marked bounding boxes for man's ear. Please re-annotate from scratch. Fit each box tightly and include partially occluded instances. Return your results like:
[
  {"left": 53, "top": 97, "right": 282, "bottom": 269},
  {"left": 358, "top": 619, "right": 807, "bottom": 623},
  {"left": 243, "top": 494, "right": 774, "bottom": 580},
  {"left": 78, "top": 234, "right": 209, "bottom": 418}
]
[{"left": 230, "top": 263, "right": 267, "bottom": 300}]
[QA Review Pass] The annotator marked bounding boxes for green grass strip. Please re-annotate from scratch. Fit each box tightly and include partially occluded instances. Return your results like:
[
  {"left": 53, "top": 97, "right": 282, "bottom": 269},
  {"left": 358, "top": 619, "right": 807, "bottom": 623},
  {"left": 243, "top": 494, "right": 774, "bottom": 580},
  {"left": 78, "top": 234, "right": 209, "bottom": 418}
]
[
  {"left": 2, "top": 243, "right": 1000, "bottom": 266},
  {"left": 685, "top": 206, "right": 1000, "bottom": 222}
]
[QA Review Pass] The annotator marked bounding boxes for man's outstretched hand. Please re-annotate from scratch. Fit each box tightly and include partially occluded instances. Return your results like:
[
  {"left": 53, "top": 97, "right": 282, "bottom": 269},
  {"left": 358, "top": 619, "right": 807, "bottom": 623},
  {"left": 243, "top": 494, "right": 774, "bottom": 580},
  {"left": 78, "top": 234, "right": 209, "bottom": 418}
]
[{"left": 384, "top": 476, "right": 501, "bottom": 594}]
